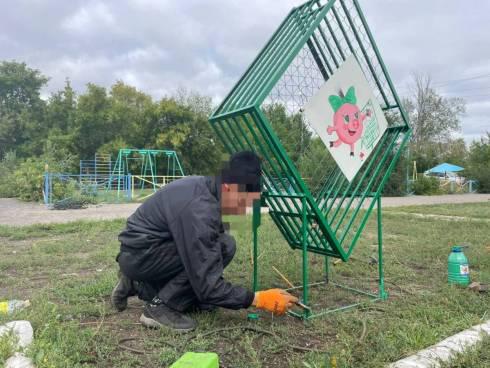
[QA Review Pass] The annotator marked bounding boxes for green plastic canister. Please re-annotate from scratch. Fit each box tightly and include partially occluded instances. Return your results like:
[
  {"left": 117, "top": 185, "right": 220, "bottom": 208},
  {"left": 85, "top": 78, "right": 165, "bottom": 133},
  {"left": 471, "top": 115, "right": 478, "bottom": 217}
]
[{"left": 448, "top": 246, "right": 470, "bottom": 286}]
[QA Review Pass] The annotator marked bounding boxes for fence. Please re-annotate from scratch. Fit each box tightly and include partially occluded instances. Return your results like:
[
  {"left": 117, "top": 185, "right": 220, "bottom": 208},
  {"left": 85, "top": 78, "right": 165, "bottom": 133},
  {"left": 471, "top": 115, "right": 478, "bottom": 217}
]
[{"left": 43, "top": 173, "right": 184, "bottom": 206}]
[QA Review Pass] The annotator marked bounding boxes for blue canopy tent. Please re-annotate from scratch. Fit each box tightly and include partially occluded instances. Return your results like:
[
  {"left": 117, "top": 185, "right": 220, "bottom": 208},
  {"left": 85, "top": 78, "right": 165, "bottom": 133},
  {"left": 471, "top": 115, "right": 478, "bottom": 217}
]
[{"left": 427, "top": 163, "right": 464, "bottom": 174}]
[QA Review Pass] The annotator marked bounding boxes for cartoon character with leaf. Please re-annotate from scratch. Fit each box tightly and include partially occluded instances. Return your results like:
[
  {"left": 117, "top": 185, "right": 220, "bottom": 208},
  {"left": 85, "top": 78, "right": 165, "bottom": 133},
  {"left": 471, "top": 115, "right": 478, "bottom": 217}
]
[{"left": 327, "top": 86, "right": 370, "bottom": 156}]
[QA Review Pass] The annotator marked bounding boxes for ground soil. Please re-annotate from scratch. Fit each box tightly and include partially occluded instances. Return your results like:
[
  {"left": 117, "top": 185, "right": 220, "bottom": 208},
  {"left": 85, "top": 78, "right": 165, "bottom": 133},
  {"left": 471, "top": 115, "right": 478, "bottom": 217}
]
[{"left": 1, "top": 194, "right": 489, "bottom": 226}]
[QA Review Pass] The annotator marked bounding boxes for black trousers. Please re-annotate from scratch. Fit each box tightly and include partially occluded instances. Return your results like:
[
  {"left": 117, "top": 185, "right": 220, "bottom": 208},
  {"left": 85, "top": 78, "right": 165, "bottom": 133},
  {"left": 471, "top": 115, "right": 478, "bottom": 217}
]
[{"left": 117, "top": 233, "right": 236, "bottom": 312}]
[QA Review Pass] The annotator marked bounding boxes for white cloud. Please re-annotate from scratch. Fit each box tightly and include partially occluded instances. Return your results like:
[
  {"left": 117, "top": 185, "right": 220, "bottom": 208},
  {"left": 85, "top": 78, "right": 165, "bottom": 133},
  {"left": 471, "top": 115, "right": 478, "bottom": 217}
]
[
  {"left": 62, "top": 2, "right": 115, "bottom": 33},
  {"left": 1, "top": 0, "right": 489, "bottom": 140}
]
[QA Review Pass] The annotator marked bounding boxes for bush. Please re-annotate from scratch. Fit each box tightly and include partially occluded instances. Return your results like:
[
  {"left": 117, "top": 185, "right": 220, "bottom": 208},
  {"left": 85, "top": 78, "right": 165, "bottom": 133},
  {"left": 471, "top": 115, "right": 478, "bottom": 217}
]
[
  {"left": 412, "top": 176, "right": 441, "bottom": 195},
  {"left": 12, "top": 158, "right": 45, "bottom": 201},
  {"left": 0, "top": 151, "right": 19, "bottom": 197},
  {"left": 466, "top": 133, "right": 490, "bottom": 193}
]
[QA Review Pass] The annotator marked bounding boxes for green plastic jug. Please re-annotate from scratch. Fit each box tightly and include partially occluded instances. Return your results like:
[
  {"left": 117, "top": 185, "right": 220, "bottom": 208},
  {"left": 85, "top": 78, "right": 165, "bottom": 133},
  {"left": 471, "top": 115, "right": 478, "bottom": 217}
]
[
  {"left": 170, "top": 352, "right": 219, "bottom": 368},
  {"left": 448, "top": 246, "right": 470, "bottom": 286}
]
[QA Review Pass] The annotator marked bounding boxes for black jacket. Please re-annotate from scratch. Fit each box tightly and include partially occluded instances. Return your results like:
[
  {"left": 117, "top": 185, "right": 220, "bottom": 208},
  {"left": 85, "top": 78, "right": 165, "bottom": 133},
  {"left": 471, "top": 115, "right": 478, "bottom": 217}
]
[{"left": 118, "top": 176, "right": 254, "bottom": 309}]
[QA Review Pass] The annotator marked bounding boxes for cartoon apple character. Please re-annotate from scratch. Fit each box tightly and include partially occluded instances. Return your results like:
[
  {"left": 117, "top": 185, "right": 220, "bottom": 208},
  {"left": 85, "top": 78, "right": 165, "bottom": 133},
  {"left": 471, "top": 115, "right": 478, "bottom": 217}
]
[{"left": 327, "top": 86, "right": 370, "bottom": 156}]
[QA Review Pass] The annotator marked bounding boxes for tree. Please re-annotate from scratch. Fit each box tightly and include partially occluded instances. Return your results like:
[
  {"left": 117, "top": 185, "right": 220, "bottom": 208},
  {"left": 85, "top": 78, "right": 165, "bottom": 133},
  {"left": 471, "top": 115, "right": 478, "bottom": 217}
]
[
  {"left": 107, "top": 81, "right": 154, "bottom": 148},
  {"left": 73, "top": 84, "right": 111, "bottom": 160},
  {"left": 155, "top": 91, "right": 224, "bottom": 175},
  {"left": 466, "top": 133, "right": 490, "bottom": 193},
  {"left": 0, "top": 61, "right": 49, "bottom": 158},
  {"left": 404, "top": 74, "right": 465, "bottom": 150},
  {"left": 264, "top": 104, "right": 312, "bottom": 165}
]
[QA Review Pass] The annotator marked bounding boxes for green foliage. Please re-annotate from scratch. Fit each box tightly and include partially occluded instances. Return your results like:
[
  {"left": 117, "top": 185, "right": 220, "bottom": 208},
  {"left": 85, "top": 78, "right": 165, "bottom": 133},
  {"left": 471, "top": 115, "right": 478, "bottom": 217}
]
[
  {"left": 0, "top": 60, "right": 485, "bottom": 200},
  {"left": 12, "top": 158, "right": 45, "bottom": 201},
  {"left": 466, "top": 133, "right": 490, "bottom": 193},
  {"left": 264, "top": 104, "right": 312, "bottom": 165},
  {"left": 0, "top": 330, "right": 19, "bottom": 366},
  {"left": 382, "top": 152, "right": 408, "bottom": 196},
  {"left": 0, "top": 142, "right": 75, "bottom": 201},
  {"left": 0, "top": 151, "right": 19, "bottom": 197},
  {"left": 0, "top": 61, "right": 49, "bottom": 157},
  {"left": 412, "top": 175, "right": 441, "bottom": 195}
]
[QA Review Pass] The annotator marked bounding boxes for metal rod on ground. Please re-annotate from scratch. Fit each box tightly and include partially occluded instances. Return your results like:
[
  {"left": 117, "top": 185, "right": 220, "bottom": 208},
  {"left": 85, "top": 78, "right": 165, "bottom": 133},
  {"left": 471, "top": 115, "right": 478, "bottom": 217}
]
[{"left": 272, "top": 266, "right": 295, "bottom": 288}]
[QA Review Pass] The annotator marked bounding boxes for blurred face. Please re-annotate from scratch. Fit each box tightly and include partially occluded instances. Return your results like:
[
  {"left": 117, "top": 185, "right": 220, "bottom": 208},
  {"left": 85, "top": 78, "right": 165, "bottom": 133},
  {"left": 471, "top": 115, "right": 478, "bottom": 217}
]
[{"left": 221, "top": 183, "right": 260, "bottom": 215}]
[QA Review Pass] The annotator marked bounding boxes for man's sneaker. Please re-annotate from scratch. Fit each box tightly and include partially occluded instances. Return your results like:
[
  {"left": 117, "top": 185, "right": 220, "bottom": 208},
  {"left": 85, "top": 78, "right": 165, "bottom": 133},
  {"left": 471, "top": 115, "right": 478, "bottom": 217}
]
[
  {"left": 111, "top": 273, "right": 138, "bottom": 312},
  {"left": 140, "top": 298, "right": 197, "bottom": 332}
]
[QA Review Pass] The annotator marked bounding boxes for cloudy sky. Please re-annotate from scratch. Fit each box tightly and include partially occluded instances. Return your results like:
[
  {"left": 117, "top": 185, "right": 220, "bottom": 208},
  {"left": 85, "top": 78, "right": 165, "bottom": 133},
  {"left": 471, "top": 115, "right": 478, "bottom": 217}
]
[{"left": 2, "top": 0, "right": 489, "bottom": 142}]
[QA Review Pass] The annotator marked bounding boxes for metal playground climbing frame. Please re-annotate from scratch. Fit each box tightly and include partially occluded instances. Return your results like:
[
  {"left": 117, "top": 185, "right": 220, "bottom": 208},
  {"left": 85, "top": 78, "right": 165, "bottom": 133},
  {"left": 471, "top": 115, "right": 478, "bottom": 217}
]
[{"left": 209, "top": 0, "right": 411, "bottom": 319}]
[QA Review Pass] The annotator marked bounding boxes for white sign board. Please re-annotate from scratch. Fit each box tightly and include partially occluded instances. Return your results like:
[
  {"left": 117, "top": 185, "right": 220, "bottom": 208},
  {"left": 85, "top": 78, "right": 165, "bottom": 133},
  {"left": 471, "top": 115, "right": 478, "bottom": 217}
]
[{"left": 303, "top": 55, "right": 388, "bottom": 182}]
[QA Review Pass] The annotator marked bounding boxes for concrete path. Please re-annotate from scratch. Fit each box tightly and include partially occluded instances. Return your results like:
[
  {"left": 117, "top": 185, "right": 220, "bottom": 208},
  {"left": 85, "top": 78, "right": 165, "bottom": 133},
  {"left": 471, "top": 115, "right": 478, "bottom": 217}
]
[
  {"left": 0, "top": 198, "right": 139, "bottom": 226},
  {"left": 0, "top": 194, "right": 488, "bottom": 227}
]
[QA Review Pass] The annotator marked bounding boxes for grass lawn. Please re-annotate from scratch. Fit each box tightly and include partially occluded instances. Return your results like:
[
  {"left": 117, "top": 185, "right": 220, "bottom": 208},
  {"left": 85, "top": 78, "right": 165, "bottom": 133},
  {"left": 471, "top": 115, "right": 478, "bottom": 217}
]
[{"left": 1, "top": 203, "right": 489, "bottom": 367}]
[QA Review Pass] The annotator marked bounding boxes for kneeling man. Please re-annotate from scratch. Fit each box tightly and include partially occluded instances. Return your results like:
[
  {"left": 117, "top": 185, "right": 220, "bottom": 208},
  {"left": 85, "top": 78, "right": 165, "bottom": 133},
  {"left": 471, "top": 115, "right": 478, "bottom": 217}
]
[{"left": 112, "top": 151, "right": 297, "bottom": 331}]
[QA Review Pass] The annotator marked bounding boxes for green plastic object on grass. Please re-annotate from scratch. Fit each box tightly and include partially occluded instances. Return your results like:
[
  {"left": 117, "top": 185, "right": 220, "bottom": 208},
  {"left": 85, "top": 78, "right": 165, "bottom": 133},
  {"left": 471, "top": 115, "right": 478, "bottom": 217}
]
[
  {"left": 169, "top": 352, "right": 219, "bottom": 368},
  {"left": 448, "top": 246, "right": 470, "bottom": 286}
]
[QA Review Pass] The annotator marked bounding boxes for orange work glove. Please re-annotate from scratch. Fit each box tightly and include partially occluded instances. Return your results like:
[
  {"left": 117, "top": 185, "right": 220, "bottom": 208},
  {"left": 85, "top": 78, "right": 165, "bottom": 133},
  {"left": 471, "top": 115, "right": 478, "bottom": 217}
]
[{"left": 253, "top": 289, "right": 298, "bottom": 315}]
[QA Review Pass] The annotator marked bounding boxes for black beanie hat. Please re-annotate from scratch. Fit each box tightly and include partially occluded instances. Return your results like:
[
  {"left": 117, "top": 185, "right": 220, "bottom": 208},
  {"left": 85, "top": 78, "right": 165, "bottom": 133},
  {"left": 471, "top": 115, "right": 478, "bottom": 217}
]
[{"left": 221, "top": 151, "right": 262, "bottom": 192}]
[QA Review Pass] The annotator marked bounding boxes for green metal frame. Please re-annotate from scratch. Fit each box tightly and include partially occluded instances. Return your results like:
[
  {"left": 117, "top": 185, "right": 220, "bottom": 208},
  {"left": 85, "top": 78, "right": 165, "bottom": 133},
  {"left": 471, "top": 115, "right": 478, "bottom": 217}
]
[
  {"left": 209, "top": 0, "right": 411, "bottom": 319},
  {"left": 109, "top": 148, "right": 185, "bottom": 198}
]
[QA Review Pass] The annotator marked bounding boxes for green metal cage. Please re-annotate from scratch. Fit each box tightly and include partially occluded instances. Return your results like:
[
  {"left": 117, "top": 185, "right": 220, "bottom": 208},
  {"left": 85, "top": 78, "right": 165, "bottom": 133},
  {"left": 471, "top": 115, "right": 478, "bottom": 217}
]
[{"left": 209, "top": 0, "right": 411, "bottom": 318}]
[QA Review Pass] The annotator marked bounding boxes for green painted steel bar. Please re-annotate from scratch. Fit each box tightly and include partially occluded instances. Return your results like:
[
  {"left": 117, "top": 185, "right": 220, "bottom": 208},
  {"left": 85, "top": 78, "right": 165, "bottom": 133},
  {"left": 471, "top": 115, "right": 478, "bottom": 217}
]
[
  {"left": 319, "top": 167, "right": 344, "bottom": 206},
  {"left": 248, "top": 4, "right": 322, "bottom": 106},
  {"left": 330, "top": 281, "right": 378, "bottom": 298},
  {"left": 338, "top": 0, "right": 390, "bottom": 107},
  {"left": 232, "top": 118, "right": 308, "bottom": 243},
  {"left": 333, "top": 130, "right": 396, "bottom": 236},
  {"left": 256, "top": 2, "right": 335, "bottom": 103},
  {"left": 331, "top": 5, "right": 356, "bottom": 60},
  {"left": 232, "top": 114, "right": 306, "bottom": 237},
  {"left": 228, "top": 115, "right": 307, "bottom": 244},
  {"left": 247, "top": 111, "right": 310, "bottom": 215},
  {"left": 310, "top": 33, "right": 334, "bottom": 75},
  {"left": 321, "top": 6, "right": 346, "bottom": 61},
  {"left": 229, "top": 3, "right": 315, "bottom": 111},
  {"left": 209, "top": 122, "right": 234, "bottom": 154},
  {"left": 347, "top": 130, "right": 410, "bottom": 256},
  {"left": 226, "top": 115, "right": 306, "bottom": 241},
  {"left": 268, "top": 212, "right": 295, "bottom": 246},
  {"left": 229, "top": 12, "right": 301, "bottom": 110},
  {"left": 315, "top": 167, "right": 340, "bottom": 203},
  {"left": 377, "top": 195, "right": 387, "bottom": 299},
  {"left": 352, "top": 0, "right": 409, "bottom": 129},
  {"left": 251, "top": 108, "right": 336, "bottom": 254},
  {"left": 301, "top": 195, "right": 310, "bottom": 318},
  {"left": 338, "top": 131, "right": 400, "bottom": 246},
  {"left": 314, "top": 22, "right": 340, "bottom": 69},
  {"left": 252, "top": 199, "right": 260, "bottom": 292},
  {"left": 322, "top": 171, "right": 348, "bottom": 215},
  {"left": 210, "top": 105, "right": 257, "bottom": 123},
  {"left": 328, "top": 129, "right": 390, "bottom": 229},
  {"left": 338, "top": 132, "right": 402, "bottom": 246},
  {"left": 307, "top": 38, "right": 331, "bottom": 78},
  {"left": 215, "top": 8, "right": 296, "bottom": 115}
]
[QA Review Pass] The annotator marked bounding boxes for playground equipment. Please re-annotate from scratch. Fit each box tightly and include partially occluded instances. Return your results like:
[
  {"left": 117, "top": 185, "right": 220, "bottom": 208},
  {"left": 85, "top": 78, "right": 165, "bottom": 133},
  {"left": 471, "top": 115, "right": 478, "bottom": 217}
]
[
  {"left": 79, "top": 154, "right": 112, "bottom": 187},
  {"left": 109, "top": 149, "right": 185, "bottom": 200},
  {"left": 209, "top": 0, "right": 411, "bottom": 319},
  {"left": 44, "top": 150, "right": 185, "bottom": 206},
  {"left": 44, "top": 154, "right": 114, "bottom": 206}
]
